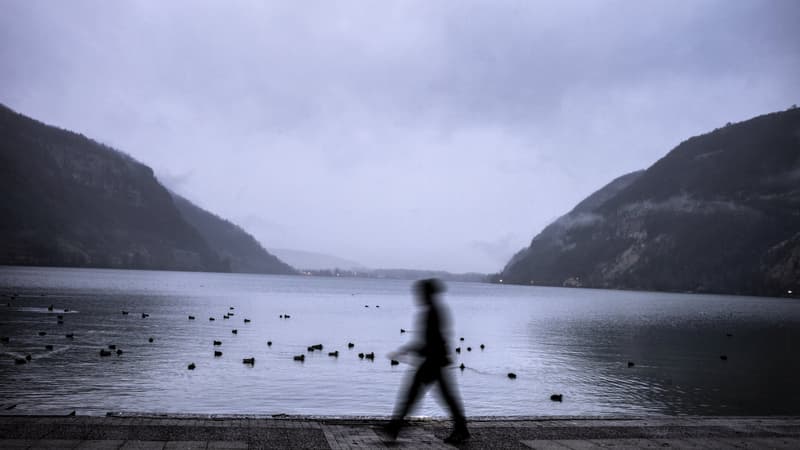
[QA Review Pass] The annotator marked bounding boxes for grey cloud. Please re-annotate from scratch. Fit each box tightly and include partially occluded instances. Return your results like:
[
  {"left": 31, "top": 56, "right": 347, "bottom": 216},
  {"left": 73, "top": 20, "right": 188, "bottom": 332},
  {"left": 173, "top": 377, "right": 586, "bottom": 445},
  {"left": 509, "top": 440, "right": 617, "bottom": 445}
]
[{"left": 1, "top": 0, "right": 798, "bottom": 272}]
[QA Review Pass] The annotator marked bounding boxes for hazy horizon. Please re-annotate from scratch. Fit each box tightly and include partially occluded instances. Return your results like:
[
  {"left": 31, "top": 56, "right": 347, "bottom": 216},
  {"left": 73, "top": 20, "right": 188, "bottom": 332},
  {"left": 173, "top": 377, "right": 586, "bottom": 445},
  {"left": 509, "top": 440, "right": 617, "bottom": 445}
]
[{"left": 2, "top": 1, "right": 798, "bottom": 272}]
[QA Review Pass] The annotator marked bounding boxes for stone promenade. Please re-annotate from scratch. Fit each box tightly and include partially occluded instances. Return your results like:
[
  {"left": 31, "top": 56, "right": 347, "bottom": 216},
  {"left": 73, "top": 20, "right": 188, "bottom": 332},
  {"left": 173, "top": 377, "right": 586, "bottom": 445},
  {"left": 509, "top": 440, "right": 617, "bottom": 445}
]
[{"left": 0, "top": 414, "right": 798, "bottom": 449}]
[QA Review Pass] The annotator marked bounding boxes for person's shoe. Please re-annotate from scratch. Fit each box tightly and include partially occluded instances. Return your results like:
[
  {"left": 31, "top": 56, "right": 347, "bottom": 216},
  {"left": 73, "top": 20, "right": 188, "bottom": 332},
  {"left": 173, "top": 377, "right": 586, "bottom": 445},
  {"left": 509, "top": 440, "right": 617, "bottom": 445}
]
[
  {"left": 380, "top": 420, "right": 402, "bottom": 441},
  {"left": 443, "top": 428, "right": 470, "bottom": 444}
]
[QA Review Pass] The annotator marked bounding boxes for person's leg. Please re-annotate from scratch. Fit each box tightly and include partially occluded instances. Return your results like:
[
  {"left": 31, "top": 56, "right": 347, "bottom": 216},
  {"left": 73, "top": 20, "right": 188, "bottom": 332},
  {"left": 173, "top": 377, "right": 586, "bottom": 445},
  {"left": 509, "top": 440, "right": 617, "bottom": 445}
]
[
  {"left": 385, "top": 364, "right": 432, "bottom": 439},
  {"left": 436, "top": 366, "right": 469, "bottom": 442},
  {"left": 436, "top": 366, "right": 466, "bottom": 423},
  {"left": 393, "top": 366, "right": 428, "bottom": 420}
]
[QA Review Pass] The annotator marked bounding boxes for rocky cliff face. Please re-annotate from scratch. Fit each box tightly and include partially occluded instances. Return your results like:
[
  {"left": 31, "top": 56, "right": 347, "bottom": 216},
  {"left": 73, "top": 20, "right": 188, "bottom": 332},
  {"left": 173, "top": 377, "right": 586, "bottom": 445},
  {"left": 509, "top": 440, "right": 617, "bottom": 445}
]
[{"left": 502, "top": 108, "right": 800, "bottom": 297}]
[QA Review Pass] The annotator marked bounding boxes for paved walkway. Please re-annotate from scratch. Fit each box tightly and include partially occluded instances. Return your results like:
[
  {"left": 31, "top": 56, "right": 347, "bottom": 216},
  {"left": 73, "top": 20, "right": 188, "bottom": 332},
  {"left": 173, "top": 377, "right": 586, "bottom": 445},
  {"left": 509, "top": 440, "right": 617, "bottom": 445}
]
[{"left": 0, "top": 415, "right": 798, "bottom": 449}]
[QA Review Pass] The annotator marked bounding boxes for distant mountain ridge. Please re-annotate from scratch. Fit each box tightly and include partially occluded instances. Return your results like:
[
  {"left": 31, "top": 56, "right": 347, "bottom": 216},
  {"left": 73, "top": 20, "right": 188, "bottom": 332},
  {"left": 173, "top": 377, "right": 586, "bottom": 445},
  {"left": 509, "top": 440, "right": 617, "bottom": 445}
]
[
  {"left": 0, "top": 103, "right": 294, "bottom": 275},
  {"left": 172, "top": 194, "right": 295, "bottom": 275},
  {"left": 501, "top": 107, "right": 800, "bottom": 297}
]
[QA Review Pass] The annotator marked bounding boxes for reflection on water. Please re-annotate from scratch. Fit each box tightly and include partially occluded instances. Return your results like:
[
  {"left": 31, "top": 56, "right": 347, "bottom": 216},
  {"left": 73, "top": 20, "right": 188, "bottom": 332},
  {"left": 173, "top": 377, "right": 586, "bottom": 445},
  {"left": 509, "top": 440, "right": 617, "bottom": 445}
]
[{"left": 0, "top": 266, "right": 798, "bottom": 416}]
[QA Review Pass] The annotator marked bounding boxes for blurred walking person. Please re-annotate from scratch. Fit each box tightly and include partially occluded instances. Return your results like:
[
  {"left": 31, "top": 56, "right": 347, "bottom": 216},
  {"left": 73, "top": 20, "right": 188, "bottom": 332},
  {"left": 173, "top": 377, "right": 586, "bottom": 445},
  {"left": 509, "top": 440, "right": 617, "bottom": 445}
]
[{"left": 384, "top": 278, "right": 470, "bottom": 443}]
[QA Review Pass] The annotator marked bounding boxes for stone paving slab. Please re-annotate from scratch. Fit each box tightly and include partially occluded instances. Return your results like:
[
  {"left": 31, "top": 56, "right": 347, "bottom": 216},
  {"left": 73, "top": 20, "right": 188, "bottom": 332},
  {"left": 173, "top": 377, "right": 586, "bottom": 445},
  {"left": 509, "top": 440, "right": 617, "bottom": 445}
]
[
  {"left": 1, "top": 415, "right": 799, "bottom": 449},
  {"left": 74, "top": 440, "right": 125, "bottom": 449},
  {"left": 162, "top": 441, "right": 207, "bottom": 450}
]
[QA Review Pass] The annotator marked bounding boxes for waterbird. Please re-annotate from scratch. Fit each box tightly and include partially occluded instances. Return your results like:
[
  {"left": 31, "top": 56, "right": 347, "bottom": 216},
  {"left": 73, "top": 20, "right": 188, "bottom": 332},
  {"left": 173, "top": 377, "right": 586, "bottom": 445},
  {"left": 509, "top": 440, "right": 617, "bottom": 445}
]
[
  {"left": 148, "top": 337, "right": 154, "bottom": 343},
  {"left": 726, "top": 333, "right": 733, "bottom": 337},
  {"left": 188, "top": 363, "right": 196, "bottom": 370},
  {"left": 328, "top": 351, "right": 339, "bottom": 357},
  {"left": 64, "top": 309, "right": 70, "bottom": 312},
  {"left": 459, "top": 363, "right": 465, "bottom": 370},
  {"left": 38, "top": 331, "right": 46, "bottom": 336},
  {"left": 108, "top": 344, "right": 116, "bottom": 350},
  {"left": 122, "top": 311, "right": 129, "bottom": 315},
  {"left": 627, "top": 361, "right": 635, "bottom": 368},
  {"left": 230, "top": 307, "right": 235, "bottom": 310},
  {"left": 279, "top": 315, "right": 283, "bottom": 318},
  {"left": 100, "top": 349, "right": 111, "bottom": 357},
  {"left": 467, "top": 347, "right": 472, "bottom": 352},
  {"left": 57, "top": 320, "right": 63, "bottom": 325},
  {"left": 25, "top": 354, "right": 31, "bottom": 361},
  {"left": 358, "top": 353, "right": 365, "bottom": 359},
  {"left": 365, "top": 352, "right": 375, "bottom": 360},
  {"left": 400, "top": 329, "right": 406, "bottom": 333},
  {"left": 48, "top": 304, "right": 53, "bottom": 311},
  {"left": 57, "top": 315, "right": 63, "bottom": 319},
  {"left": 214, "top": 351, "right": 222, "bottom": 357},
  {"left": 228, "top": 312, "right": 234, "bottom": 316},
  {"left": 307, "top": 346, "right": 315, "bottom": 352},
  {"left": 65, "top": 333, "right": 74, "bottom": 339},
  {"left": 231, "top": 329, "right": 238, "bottom": 334},
  {"left": 507, "top": 373, "right": 517, "bottom": 379},
  {"left": 188, "top": 316, "right": 195, "bottom": 320},
  {"left": 391, "top": 359, "right": 400, "bottom": 366},
  {"left": 720, "top": 355, "right": 728, "bottom": 361},
  {"left": 0, "top": 337, "right": 8, "bottom": 343},
  {"left": 209, "top": 317, "right": 215, "bottom": 321},
  {"left": 244, "top": 319, "right": 251, "bottom": 323},
  {"left": 243, "top": 357, "right": 255, "bottom": 365},
  {"left": 460, "top": 337, "right": 464, "bottom": 341},
  {"left": 550, "top": 394, "right": 563, "bottom": 402},
  {"left": 213, "top": 340, "right": 222, "bottom": 346},
  {"left": 223, "top": 315, "right": 229, "bottom": 319},
  {"left": 284, "top": 314, "right": 290, "bottom": 318},
  {"left": 45, "top": 345, "right": 53, "bottom": 350},
  {"left": 455, "top": 347, "right": 461, "bottom": 354},
  {"left": 365, "top": 305, "right": 369, "bottom": 308},
  {"left": 14, "top": 358, "right": 26, "bottom": 365},
  {"left": 293, "top": 354, "right": 305, "bottom": 362},
  {"left": 347, "top": 342, "right": 354, "bottom": 348},
  {"left": 480, "top": 344, "right": 485, "bottom": 350},
  {"left": 116, "top": 349, "right": 123, "bottom": 356},
  {"left": 141, "top": 313, "right": 149, "bottom": 318},
  {"left": 267, "top": 341, "right": 272, "bottom": 346},
  {"left": 310, "top": 344, "right": 323, "bottom": 351}
]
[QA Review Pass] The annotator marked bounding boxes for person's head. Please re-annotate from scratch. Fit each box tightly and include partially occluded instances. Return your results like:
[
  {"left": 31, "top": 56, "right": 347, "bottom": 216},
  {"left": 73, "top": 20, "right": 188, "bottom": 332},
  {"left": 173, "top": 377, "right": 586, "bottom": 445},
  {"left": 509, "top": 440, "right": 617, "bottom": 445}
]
[{"left": 414, "top": 278, "right": 445, "bottom": 306}]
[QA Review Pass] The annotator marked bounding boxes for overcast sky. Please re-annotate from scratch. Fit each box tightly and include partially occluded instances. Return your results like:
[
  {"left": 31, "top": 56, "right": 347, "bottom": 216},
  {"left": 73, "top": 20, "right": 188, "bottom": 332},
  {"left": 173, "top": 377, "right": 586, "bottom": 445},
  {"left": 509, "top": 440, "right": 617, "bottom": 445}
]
[{"left": 2, "top": 1, "right": 798, "bottom": 273}]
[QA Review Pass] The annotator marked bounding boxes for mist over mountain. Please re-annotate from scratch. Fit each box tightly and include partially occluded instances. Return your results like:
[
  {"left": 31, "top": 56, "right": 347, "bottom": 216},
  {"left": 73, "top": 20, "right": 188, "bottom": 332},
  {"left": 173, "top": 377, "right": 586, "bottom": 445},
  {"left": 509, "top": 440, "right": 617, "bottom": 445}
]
[
  {"left": 501, "top": 107, "right": 800, "bottom": 297},
  {"left": 0, "top": 103, "right": 293, "bottom": 275},
  {"left": 172, "top": 194, "right": 296, "bottom": 275},
  {"left": 267, "top": 248, "right": 365, "bottom": 272}
]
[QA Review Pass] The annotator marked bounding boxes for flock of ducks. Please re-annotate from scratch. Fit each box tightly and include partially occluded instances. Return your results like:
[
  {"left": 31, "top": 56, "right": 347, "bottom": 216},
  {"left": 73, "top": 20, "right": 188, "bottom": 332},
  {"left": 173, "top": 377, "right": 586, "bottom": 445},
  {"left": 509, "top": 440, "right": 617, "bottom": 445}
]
[
  {"left": 180, "top": 305, "right": 496, "bottom": 373},
  {"left": 2, "top": 297, "right": 513, "bottom": 383},
  {"left": 1, "top": 290, "right": 743, "bottom": 406}
]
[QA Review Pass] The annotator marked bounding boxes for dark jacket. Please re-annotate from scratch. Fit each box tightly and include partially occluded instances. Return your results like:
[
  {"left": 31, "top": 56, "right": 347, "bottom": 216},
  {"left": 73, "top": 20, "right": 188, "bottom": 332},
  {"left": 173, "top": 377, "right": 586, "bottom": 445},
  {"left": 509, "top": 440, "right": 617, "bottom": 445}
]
[{"left": 415, "top": 302, "right": 451, "bottom": 366}]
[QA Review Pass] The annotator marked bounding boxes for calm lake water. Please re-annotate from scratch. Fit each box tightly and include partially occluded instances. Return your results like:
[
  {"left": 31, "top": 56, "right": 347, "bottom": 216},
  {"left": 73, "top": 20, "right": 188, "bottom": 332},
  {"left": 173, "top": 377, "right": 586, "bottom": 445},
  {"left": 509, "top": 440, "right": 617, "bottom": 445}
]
[{"left": 0, "top": 266, "right": 798, "bottom": 417}]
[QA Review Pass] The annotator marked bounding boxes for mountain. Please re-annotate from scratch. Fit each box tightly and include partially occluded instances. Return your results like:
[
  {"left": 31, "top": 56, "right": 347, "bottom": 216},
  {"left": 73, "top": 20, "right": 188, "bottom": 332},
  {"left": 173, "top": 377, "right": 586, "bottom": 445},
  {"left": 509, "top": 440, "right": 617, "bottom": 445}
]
[
  {"left": 172, "top": 194, "right": 296, "bottom": 275},
  {"left": 502, "top": 170, "right": 644, "bottom": 273},
  {"left": 267, "top": 248, "right": 365, "bottom": 271},
  {"left": 0, "top": 103, "right": 292, "bottom": 275},
  {"left": 501, "top": 107, "right": 800, "bottom": 297}
]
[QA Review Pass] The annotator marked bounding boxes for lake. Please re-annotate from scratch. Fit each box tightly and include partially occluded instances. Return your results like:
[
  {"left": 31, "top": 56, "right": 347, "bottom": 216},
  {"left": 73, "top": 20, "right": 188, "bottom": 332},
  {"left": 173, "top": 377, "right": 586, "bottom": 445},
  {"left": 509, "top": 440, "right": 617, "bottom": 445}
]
[{"left": 0, "top": 266, "right": 798, "bottom": 417}]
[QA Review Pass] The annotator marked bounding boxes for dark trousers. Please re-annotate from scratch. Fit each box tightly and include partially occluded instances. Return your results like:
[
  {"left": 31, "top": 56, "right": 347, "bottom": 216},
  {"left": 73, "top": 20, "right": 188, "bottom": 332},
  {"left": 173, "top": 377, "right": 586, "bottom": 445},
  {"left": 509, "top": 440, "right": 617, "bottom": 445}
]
[{"left": 393, "top": 359, "right": 466, "bottom": 427}]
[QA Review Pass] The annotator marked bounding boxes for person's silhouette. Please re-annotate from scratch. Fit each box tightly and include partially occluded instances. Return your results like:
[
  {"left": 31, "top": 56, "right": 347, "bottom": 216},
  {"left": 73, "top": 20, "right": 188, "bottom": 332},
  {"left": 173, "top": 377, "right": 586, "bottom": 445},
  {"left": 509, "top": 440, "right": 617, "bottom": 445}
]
[{"left": 385, "top": 278, "right": 470, "bottom": 443}]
